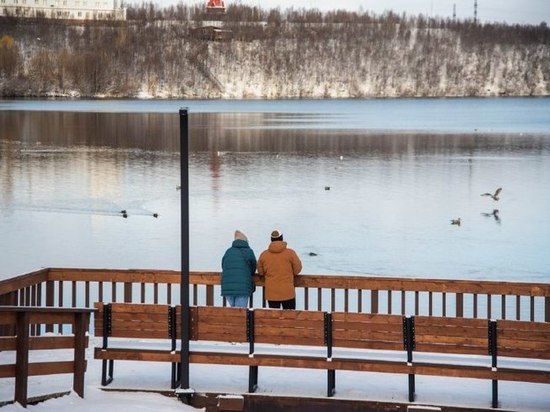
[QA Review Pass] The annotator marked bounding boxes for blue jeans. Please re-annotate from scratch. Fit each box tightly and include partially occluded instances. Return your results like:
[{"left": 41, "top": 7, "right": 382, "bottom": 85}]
[{"left": 226, "top": 296, "right": 249, "bottom": 308}]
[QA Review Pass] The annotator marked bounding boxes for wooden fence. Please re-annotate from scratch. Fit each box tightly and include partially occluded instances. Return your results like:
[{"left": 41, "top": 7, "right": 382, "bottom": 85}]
[
  {"left": 0, "top": 306, "right": 92, "bottom": 407},
  {"left": 1, "top": 268, "right": 549, "bottom": 326}
]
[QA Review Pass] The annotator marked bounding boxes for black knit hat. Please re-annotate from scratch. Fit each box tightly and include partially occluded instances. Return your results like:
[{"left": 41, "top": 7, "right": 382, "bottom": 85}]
[{"left": 271, "top": 230, "right": 283, "bottom": 242}]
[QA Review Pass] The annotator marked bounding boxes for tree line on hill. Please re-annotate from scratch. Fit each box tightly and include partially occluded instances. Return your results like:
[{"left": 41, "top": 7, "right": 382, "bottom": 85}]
[{"left": 0, "top": 3, "right": 549, "bottom": 98}]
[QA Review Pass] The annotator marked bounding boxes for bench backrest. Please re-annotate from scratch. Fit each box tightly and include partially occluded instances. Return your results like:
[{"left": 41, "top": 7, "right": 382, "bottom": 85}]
[
  {"left": 414, "top": 316, "right": 488, "bottom": 356},
  {"left": 253, "top": 309, "right": 325, "bottom": 347},
  {"left": 189, "top": 306, "right": 248, "bottom": 343},
  {"left": 497, "top": 319, "right": 550, "bottom": 360},
  {"left": 95, "top": 303, "right": 550, "bottom": 364},
  {"left": 332, "top": 312, "right": 404, "bottom": 351},
  {"left": 94, "top": 302, "right": 172, "bottom": 339}
]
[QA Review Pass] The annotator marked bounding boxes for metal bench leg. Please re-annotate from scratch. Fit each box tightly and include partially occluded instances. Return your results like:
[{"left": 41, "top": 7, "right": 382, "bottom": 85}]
[
  {"left": 408, "top": 373, "right": 415, "bottom": 402},
  {"left": 327, "top": 370, "right": 335, "bottom": 397},
  {"left": 248, "top": 366, "right": 258, "bottom": 393},
  {"left": 171, "top": 363, "right": 177, "bottom": 389},
  {"left": 101, "top": 359, "right": 114, "bottom": 386},
  {"left": 492, "top": 379, "right": 498, "bottom": 408}
]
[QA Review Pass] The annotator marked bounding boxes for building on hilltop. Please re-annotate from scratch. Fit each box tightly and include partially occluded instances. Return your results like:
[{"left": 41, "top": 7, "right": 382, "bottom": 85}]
[{"left": 0, "top": 0, "right": 126, "bottom": 21}]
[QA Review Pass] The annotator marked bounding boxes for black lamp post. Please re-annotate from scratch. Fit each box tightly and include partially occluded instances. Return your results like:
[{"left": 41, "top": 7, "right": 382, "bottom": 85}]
[{"left": 179, "top": 108, "right": 190, "bottom": 396}]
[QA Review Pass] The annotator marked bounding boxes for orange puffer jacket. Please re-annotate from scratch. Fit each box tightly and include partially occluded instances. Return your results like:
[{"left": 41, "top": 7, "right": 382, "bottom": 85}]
[{"left": 257, "top": 241, "right": 302, "bottom": 301}]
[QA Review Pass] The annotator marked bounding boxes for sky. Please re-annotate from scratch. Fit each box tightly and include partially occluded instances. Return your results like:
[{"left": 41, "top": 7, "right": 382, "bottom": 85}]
[{"left": 153, "top": 0, "right": 550, "bottom": 26}]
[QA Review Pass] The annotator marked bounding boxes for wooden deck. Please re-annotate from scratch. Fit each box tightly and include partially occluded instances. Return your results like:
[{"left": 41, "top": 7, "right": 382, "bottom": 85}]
[{"left": 0, "top": 268, "right": 549, "bottom": 410}]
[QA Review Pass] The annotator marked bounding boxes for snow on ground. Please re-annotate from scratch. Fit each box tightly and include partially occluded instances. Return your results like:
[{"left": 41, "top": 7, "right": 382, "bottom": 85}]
[{"left": 1, "top": 337, "right": 549, "bottom": 411}]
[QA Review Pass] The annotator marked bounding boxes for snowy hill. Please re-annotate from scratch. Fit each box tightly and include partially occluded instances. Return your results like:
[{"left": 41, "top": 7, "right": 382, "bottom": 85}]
[{"left": 0, "top": 7, "right": 549, "bottom": 98}]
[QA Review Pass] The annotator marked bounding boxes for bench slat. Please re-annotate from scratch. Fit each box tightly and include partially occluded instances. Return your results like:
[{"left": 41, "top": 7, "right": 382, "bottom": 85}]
[
  {"left": 333, "top": 329, "right": 403, "bottom": 342},
  {"left": 415, "top": 343, "right": 487, "bottom": 355},
  {"left": 498, "top": 319, "right": 550, "bottom": 333},
  {"left": 413, "top": 363, "right": 495, "bottom": 380},
  {"left": 333, "top": 339, "right": 404, "bottom": 351},
  {"left": 332, "top": 312, "right": 403, "bottom": 324},
  {"left": 94, "top": 347, "right": 177, "bottom": 362},
  {"left": 415, "top": 325, "right": 488, "bottom": 338},
  {"left": 416, "top": 316, "right": 488, "bottom": 328},
  {"left": 254, "top": 309, "right": 325, "bottom": 321},
  {"left": 332, "top": 320, "right": 403, "bottom": 333},
  {"left": 415, "top": 335, "right": 488, "bottom": 348}
]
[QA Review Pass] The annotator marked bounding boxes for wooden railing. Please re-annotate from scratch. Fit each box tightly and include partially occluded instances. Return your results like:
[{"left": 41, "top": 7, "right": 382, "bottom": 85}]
[
  {"left": 0, "top": 268, "right": 549, "bottom": 325},
  {"left": 0, "top": 306, "right": 92, "bottom": 407}
]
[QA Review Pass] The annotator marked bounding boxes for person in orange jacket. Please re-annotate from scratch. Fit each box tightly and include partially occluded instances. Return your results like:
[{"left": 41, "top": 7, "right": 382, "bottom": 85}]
[{"left": 257, "top": 230, "right": 302, "bottom": 309}]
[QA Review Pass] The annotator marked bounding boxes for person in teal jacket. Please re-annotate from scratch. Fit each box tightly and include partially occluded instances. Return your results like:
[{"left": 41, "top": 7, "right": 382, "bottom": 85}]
[{"left": 221, "top": 230, "right": 257, "bottom": 308}]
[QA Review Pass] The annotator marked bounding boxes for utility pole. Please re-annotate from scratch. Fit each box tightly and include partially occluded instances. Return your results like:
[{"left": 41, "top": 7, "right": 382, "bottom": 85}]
[
  {"left": 474, "top": 0, "right": 478, "bottom": 24},
  {"left": 453, "top": 3, "right": 456, "bottom": 21}
]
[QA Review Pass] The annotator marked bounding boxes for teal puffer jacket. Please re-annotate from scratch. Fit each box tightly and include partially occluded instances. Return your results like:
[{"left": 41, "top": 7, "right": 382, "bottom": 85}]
[{"left": 221, "top": 239, "right": 257, "bottom": 297}]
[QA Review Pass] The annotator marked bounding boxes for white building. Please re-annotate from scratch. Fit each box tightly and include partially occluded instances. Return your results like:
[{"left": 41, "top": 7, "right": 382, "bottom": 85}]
[{"left": 0, "top": 0, "right": 126, "bottom": 21}]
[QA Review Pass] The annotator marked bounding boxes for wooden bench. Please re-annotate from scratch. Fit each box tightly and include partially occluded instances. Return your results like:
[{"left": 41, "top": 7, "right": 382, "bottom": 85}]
[
  {"left": 0, "top": 306, "right": 92, "bottom": 407},
  {"left": 410, "top": 316, "right": 550, "bottom": 407},
  {"left": 93, "top": 302, "right": 181, "bottom": 388},
  {"left": 93, "top": 303, "right": 550, "bottom": 408},
  {"left": 188, "top": 307, "right": 410, "bottom": 395},
  {"left": 190, "top": 307, "right": 550, "bottom": 408}
]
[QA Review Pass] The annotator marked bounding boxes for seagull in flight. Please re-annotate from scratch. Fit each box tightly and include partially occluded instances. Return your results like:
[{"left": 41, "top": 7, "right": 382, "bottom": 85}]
[{"left": 481, "top": 187, "right": 502, "bottom": 201}]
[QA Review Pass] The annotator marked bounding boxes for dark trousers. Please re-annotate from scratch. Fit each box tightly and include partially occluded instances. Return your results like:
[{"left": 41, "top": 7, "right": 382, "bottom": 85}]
[{"left": 267, "top": 298, "right": 296, "bottom": 309}]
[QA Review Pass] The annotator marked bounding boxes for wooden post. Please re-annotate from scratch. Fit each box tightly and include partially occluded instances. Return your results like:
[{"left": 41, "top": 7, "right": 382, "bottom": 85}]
[
  {"left": 344, "top": 289, "right": 349, "bottom": 312},
  {"left": 371, "top": 290, "right": 379, "bottom": 314},
  {"left": 85, "top": 281, "right": 90, "bottom": 308},
  {"left": 456, "top": 293, "right": 464, "bottom": 317},
  {"left": 206, "top": 285, "right": 214, "bottom": 306},
  {"left": 72, "top": 281, "right": 77, "bottom": 307},
  {"left": 124, "top": 282, "right": 132, "bottom": 303},
  {"left": 15, "top": 311, "right": 29, "bottom": 407},
  {"left": 46, "top": 281, "right": 55, "bottom": 333},
  {"left": 73, "top": 312, "right": 88, "bottom": 397}
]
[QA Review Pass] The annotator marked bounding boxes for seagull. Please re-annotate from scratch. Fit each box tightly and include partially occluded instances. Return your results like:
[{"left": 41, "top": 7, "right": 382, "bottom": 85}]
[
  {"left": 153, "top": 213, "right": 159, "bottom": 218},
  {"left": 481, "top": 187, "right": 502, "bottom": 201},
  {"left": 308, "top": 252, "right": 318, "bottom": 256},
  {"left": 122, "top": 212, "right": 128, "bottom": 218},
  {"left": 450, "top": 218, "right": 461, "bottom": 226},
  {"left": 324, "top": 186, "right": 330, "bottom": 191}
]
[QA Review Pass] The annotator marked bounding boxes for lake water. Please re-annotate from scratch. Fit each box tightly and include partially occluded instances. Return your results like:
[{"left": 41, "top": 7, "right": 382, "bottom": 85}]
[{"left": 1, "top": 98, "right": 549, "bottom": 282}]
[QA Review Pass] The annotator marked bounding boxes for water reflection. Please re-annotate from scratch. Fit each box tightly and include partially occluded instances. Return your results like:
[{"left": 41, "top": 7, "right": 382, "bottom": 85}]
[{"left": 2, "top": 111, "right": 549, "bottom": 155}]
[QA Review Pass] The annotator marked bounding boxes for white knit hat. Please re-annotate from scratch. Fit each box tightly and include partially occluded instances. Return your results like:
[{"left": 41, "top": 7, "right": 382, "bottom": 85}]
[{"left": 234, "top": 230, "right": 248, "bottom": 241}]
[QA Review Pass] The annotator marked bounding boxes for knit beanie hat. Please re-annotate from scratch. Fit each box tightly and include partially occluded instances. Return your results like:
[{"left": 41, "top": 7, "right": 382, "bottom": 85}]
[
  {"left": 271, "top": 230, "right": 283, "bottom": 242},
  {"left": 234, "top": 230, "right": 248, "bottom": 241}
]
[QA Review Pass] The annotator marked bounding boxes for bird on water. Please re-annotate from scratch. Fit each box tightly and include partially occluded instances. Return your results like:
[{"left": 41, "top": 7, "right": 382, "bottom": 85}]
[
  {"left": 482, "top": 209, "right": 500, "bottom": 223},
  {"left": 481, "top": 187, "right": 502, "bottom": 201},
  {"left": 451, "top": 218, "right": 461, "bottom": 226}
]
